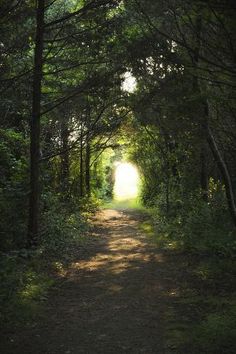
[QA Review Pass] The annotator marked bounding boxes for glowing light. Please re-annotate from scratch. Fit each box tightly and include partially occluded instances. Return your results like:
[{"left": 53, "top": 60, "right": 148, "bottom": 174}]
[
  {"left": 121, "top": 72, "right": 137, "bottom": 93},
  {"left": 114, "top": 162, "right": 139, "bottom": 200}
]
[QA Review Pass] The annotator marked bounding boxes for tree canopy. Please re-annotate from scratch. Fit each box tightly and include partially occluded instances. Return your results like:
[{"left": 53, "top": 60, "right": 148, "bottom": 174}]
[{"left": 1, "top": 1, "right": 236, "bottom": 351}]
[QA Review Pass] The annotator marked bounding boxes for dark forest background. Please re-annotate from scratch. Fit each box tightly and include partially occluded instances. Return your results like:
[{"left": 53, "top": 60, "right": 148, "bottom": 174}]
[{"left": 0, "top": 1, "right": 236, "bottom": 351}]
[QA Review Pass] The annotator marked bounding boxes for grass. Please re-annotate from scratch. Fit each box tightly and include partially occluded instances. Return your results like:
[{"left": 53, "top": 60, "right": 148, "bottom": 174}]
[
  {"left": 2, "top": 200, "right": 235, "bottom": 353},
  {"left": 0, "top": 208, "right": 90, "bottom": 330},
  {"left": 102, "top": 197, "right": 145, "bottom": 210},
  {"left": 171, "top": 297, "right": 236, "bottom": 354},
  {"left": 0, "top": 253, "right": 54, "bottom": 328},
  {"left": 139, "top": 215, "right": 182, "bottom": 251},
  {"left": 138, "top": 211, "right": 236, "bottom": 354}
]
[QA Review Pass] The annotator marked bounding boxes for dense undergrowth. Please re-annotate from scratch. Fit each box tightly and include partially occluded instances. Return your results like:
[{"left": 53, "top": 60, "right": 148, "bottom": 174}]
[
  {"left": 1, "top": 0, "right": 235, "bottom": 351},
  {"left": 151, "top": 200, "right": 236, "bottom": 257},
  {"left": 139, "top": 191, "right": 236, "bottom": 353},
  {"left": 0, "top": 196, "right": 99, "bottom": 330}
]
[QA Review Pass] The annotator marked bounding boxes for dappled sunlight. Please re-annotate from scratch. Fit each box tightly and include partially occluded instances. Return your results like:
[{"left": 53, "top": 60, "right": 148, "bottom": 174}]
[
  {"left": 121, "top": 72, "right": 137, "bottom": 93},
  {"left": 20, "top": 284, "right": 42, "bottom": 301},
  {"left": 71, "top": 255, "right": 109, "bottom": 272},
  {"left": 19, "top": 271, "right": 53, "bottom": 303},
  {"left": 114, "top": 162, "right": 140, "bottom": 201},
  {"left": 168, "top": 289, "right": 180, "bottom": 297},
  {"left": 3, "top": 208, "right": 194, "bottom": 354},
  {"left": 108, "top": 284, "right": 123, "bottom": 293},
  {"left": 108, "top": 237, "right": 144, "bottom": 252},
  {"left": 111, "top": 263, "right": 141, "bottom": 275},
  {"left": 69, "top": 210, "right": 164, "bottom": 279},
  {"left": 52, "top": 261, "right": 67, "bottom": 277}
]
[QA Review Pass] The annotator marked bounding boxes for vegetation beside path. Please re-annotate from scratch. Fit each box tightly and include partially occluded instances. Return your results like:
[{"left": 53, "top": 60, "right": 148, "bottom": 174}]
[
  {"left": 1, "top": 206, "right": 235, "bottom": 354},
  {"left": 140, "top": 215, "right": 236, "bottom": 353},
  {"left": 0, "top": 203, "right": 91, "bottom": 330},
  {"left": 1, "top": 1, "right": 236, "bottom": 352}
]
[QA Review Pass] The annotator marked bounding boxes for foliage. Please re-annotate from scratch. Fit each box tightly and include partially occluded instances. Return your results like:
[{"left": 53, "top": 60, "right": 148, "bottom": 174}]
[
  {"left": 0, "top": 0, "right": 236, "bottom": 347},
  {"left": 0, "top": 195, "right": 91, "bottom": 327},
  {"left": 166, "top": 294, "right": 236, "bottom": 354},
  {"left": 0, "top": 252, "right": 53, "bottom": 327},
  {"left": 40, "top": 204, "right": 88, "bottom": 256},
  {"left": 149, "top": 194, "right": 236, "bottom": 256},
  {"left": 190, "top": 307, "right": 236, "bottom": 354},
  {"left": 0, "top": 129, "right": 28, "bottom": 250}
]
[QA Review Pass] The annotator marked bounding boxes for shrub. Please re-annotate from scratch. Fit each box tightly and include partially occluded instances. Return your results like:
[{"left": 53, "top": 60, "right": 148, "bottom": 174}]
[
  {"left": 151, "top": 191, "right": 236, "bottom": 255},
  {"left": 190, "top": 307, "right": 236, "bottom": 353},
  {"left": 0, "top": 129, "right": 28, "bottom": 250},
  {"left": 40, "top": 194, "right": 89, "bottom": 256}
]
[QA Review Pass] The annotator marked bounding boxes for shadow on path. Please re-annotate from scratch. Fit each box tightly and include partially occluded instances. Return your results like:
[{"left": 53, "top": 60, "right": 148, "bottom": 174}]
[{"left": 1, "top": 209, "right": 192, "bottom": 354}]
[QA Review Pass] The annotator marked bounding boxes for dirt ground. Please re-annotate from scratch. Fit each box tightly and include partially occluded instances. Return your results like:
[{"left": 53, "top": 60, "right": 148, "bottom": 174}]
[{"left": 1, "top": 209, "right": 196, "bottom": 354}]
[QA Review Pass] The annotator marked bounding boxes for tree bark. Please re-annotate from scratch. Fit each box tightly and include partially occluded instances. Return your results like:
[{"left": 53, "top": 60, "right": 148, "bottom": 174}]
[
  {"left": 204, "top": 115, "right": 236, "bottom": 226},
  {"left": 27, "top": 0, "right": 45, "bottom": 247},
  {"left": 79, "top": 131, "right": 84, "bottom": 198},
  {"left": 85, "top": 101, "right": 91, "bottom": 196},
  {"left": 60, "top": 118, "right": 70, "bottom": 198},
  {"left": 85, "top": 139, "right": 91, "bottom": 196},
  {"left": 191, "top": 13, "right": 236, "bottom": 225},
  {"left": 165, "top": 174, "right": 170, "bottom": 215},
  {"left": 200, "top": 145, "right": 208, "bottom": 201}
]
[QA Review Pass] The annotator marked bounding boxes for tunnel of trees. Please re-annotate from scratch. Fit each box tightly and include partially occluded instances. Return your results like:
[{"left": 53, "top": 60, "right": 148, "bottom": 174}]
[
  {"left": 0, "top": 0, "right": 236, "bottom": 351},
  {"left": 1, "top": 0, "right": 235, "bottom": 249}
]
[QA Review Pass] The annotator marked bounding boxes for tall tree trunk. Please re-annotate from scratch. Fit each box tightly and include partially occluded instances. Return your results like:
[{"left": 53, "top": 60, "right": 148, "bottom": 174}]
[
  {"left": 192, "top": 15, "right": 209, "bottom": 203},
  {"left": 200, "top": 145, "right": 208, "bottom": 201},
  {"left": 204, "top": 113, "right": 236, "bottom": 226},
  {"left": 85, "top": 139, "right": 91, "bottom": 196},
  {"left": 85, "top": 98, "right": 91, "bottom": 196},
  {"left": 79, "top": 132, "right": 84, "bottom": 197},
  {"left": 193, "top": 14, "right": 236, "bottom": 225},
  {"left": 27, "top": 0, "right": 45, "bottom": 247},
  {"left": 165, "top": 174, "right": 170, "bottom": 215},
  {"left": 60, "top": 119, "right": 70, "bottom": 198}
]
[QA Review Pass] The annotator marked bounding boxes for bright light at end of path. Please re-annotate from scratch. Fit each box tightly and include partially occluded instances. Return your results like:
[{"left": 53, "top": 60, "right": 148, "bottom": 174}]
[
  {"left": 114, "top": 162, "right": 139, "bottom": 200},
  {"left": 121, "top": 72, "right": 137, "bottom": 93}
]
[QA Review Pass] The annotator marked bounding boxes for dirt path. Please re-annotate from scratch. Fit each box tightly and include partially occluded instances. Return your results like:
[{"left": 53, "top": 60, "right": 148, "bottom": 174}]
[{"left": 2, "top": 209, "right": 188, "bottom": 354}]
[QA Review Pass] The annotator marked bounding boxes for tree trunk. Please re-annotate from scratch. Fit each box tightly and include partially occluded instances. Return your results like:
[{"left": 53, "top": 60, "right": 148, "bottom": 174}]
[
  {"left": 200, "top": 145, "right": 208, "bottom": 201},
  {"left": 165, "top": 175, "right": 170, "bottom": 215},
  {"left": 85, "top": 139, "right": 91, "bottom": 196},
  {"left": 204, "top": 117, "right": 236, "bottom": 226},
  {"left": 79, "top": 132, "right": 84, "bottom": 198},
  {"left": 27, "top": 0, "right": 45, "bottom": 247},
  {"left": 85, "top": 98, "right": 91, "bottom": 196},
  {"left": 60, "top": 119, "right": 70, "bottom": 198}
]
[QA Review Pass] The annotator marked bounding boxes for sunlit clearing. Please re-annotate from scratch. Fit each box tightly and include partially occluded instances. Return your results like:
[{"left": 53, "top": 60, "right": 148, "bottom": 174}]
[
  {"left": 114, "top": 162, "right": 139, "bottom": 200},
  {"left": 121, "top": 72, "right": 137, "bottom": 93}
]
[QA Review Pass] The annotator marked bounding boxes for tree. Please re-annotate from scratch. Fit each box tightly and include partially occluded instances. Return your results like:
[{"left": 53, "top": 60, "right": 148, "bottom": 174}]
[
  {"left": 28, "top": 0, "right": 45, "bottom": 247},
  {"left": 120, "top": 0, "right": 236, "bottom": 225}
]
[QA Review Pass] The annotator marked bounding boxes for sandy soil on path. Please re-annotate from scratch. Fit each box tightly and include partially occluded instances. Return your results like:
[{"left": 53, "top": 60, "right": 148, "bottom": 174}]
[{"left": 1, "top": 209, "right": 183, "bottom": 354}]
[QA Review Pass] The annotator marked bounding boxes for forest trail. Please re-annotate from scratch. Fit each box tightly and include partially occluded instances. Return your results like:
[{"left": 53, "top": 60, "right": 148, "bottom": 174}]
[{"left": 2, "top": 209, "right": 190, "bottom": 354}]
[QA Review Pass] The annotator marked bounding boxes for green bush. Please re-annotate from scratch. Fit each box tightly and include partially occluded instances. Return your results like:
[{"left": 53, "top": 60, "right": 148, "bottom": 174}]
[
  {"left": 190, "top": 307, "right": 236, "bottom": 353},
  {"left": 0, "top": 252, "right": 53, "bottom": 327},
  {"left": 0, "top": 129, "right": 28, "bottom": 250},
  {"left": 151, "top": 192, "right": 236, "bottom": 255},
  {"left": 40, "top": 195, "right": 89, "bottom": 256}
]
